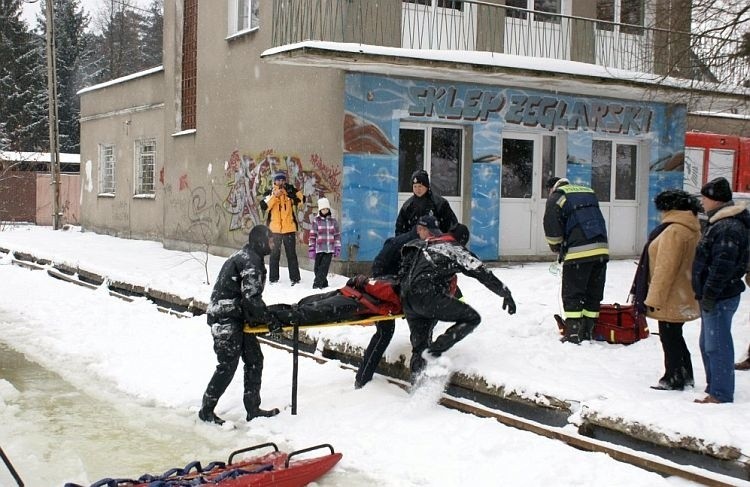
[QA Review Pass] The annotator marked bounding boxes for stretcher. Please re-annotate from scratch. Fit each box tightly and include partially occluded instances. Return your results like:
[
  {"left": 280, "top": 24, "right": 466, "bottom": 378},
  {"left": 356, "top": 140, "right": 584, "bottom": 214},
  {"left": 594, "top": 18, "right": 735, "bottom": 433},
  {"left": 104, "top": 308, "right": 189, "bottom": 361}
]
[{"left": 243, "top": 314, "right": 405, "bottom": 334}]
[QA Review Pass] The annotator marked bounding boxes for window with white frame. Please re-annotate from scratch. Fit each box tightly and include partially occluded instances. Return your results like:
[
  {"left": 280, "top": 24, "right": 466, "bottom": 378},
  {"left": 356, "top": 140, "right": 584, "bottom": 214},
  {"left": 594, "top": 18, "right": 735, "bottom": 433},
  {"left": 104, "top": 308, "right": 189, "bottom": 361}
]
[
  {"left": 98, "top": 144, "right": 116, "bottom": 195},
  {"left": 135, "top": 138, "right": 156, "bottom": 196},
  {"left": 228, "top": 0, "right": 259, "bottom": 37}
]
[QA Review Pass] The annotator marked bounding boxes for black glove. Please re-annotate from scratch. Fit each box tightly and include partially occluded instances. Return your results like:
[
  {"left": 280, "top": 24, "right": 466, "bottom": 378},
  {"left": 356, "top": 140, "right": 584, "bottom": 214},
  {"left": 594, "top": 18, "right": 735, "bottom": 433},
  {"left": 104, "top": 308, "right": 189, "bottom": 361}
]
[
  {"left": 267, "top": 315, "right": 284, "bottom": 334},
  {"left": 346, "top": 274, "right": 369, "bottom": 290},
  {"left": 502, "top": 293, "right": 516, "bottom": 315},
  {"left": 701, "top": 297, "right": 716, "bottom": 312}
]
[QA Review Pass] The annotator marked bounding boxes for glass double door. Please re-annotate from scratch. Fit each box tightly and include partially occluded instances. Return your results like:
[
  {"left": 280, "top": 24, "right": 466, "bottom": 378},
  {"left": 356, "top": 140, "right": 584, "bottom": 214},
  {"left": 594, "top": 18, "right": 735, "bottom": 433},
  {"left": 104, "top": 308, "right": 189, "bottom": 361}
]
[
  {"left": 500, "top": 133, "right": 642, "bottom": 257},
  {"left": 398, "top": 123, "right": 464, "bottom": 223},
  {"left": 499, "top": 132, "right": 556, "bottom": 256}
]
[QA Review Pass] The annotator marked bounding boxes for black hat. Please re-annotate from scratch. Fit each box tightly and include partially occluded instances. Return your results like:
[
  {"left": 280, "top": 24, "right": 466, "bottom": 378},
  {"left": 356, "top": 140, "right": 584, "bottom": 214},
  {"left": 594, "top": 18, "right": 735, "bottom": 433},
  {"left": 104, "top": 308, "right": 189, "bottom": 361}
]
[
  {"left": 411, "top": 169, "right": 430, "bottom": 188},
  {"left": 248, "top": 224, "right": 272, "bottom": 256},
  {"left": 450, "top": 223, "right": 470, "bottom": 246},
  {"left": 700, "top": 177, "right": 732, "bottom": 202},
  {"left": 273, "top": 172, "right": 287, "bottom": 182},
  {"left": 655, "top": 189, "right": 702, "bottom": 214},
  {"left": 546, "top": 177, "right": 569, "bottom": 191},
  {"left": 416, "top": 214, "right": 440, "bottom": 231}
]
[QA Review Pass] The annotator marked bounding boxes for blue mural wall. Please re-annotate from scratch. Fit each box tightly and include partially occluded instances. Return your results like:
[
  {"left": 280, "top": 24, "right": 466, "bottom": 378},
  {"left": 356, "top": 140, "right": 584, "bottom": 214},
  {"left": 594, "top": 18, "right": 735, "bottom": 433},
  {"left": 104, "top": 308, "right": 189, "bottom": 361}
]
[{"left": 342, "top": 73, "right": 686, "bottom": 261}]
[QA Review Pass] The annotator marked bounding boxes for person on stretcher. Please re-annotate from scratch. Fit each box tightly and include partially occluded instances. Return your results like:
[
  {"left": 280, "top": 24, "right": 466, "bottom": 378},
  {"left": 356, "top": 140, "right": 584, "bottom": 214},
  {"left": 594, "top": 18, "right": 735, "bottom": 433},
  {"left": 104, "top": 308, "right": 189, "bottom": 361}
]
[{"left": 268, "top": 275, "right": 402, "bottom": 327}]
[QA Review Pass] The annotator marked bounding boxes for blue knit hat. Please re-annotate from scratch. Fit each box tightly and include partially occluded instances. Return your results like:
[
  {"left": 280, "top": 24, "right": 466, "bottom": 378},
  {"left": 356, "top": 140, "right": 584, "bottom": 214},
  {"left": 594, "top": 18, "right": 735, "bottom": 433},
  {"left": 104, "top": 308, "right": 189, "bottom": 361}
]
[{"left": 273, "top": 172, "right": 287, "bottom": 182}]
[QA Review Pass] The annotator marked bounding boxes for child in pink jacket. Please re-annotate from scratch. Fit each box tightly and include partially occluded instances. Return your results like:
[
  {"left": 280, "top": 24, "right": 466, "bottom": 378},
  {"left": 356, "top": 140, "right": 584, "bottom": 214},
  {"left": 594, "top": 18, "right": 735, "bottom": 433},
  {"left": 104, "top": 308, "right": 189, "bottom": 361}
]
[{"left": 308, "top": 197, "right": 342, "bottom": 289}]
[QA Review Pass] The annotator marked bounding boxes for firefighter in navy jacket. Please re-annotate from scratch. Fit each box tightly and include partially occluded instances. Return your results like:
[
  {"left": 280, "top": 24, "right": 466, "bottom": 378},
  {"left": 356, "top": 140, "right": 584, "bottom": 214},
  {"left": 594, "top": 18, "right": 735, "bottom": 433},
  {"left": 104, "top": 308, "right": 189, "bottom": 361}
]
[
  {"left": 199, "top": 225, "right": 281, "bottom": 425},
  {"left": 543, "top": 177, "right": 609, "bottom": 344}
]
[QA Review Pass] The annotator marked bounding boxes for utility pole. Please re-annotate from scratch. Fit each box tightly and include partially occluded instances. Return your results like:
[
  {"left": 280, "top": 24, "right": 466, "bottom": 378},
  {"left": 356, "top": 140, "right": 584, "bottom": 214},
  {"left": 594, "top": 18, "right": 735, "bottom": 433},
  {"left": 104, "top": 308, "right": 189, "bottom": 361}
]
[{"left": 44, "top": 0, "right": 61, "bottom": 230}]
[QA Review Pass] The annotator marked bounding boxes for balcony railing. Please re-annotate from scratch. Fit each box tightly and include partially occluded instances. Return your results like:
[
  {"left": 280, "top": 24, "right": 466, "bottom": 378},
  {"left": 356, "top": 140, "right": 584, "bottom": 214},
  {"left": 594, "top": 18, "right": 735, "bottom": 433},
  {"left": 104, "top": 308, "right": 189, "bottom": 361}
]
[{"left": 271, "top": 0, "right": 749, "bottom": 91}]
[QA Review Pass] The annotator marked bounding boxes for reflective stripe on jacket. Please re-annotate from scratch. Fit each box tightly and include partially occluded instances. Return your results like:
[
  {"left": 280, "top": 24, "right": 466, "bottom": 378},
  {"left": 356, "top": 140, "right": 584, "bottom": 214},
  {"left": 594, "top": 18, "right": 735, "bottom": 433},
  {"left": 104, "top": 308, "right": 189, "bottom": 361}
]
[{"left": 543, "top": 183, "right": 609, "bottom": 263}]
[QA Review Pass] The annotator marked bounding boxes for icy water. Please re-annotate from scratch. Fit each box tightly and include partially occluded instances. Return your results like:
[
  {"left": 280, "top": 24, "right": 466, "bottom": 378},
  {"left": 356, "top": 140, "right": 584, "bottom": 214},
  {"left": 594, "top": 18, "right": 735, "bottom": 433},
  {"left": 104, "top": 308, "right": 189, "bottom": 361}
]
[{"left": 0, "top": 341, "right": 370, "bottom": 486}]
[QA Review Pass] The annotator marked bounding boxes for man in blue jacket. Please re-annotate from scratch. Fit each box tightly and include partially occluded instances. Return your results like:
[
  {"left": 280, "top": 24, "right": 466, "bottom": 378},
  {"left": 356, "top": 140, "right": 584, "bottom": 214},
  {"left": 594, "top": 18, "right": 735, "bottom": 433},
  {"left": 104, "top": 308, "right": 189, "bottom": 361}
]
[
  {"left": 692, "top": 177, "right": 750, "bottom": 404},
  {"left": 543, "top": 177, "right": 609, "bottom": 344}
]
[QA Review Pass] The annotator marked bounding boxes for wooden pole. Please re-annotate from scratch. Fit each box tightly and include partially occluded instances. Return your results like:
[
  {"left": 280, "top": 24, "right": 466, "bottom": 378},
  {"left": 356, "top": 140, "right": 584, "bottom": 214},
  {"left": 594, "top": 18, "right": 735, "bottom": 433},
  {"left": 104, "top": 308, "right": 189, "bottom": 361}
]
[{"left": 44, "top": 0, "right": 61, "bottom": 230}]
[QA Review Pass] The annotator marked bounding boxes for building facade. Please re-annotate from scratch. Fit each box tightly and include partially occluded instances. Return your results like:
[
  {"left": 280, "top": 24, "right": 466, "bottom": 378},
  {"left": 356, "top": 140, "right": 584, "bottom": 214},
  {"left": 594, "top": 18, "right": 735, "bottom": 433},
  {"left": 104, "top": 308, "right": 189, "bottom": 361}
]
[{"left": 78, "top": 0, "right": 749, "bottom": 268}]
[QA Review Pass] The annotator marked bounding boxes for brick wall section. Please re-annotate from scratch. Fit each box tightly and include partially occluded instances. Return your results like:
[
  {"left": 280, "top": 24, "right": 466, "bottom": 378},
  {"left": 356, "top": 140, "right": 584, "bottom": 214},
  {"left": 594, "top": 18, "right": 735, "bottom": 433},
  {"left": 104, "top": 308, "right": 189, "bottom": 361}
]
[{"left": 0, "top": 171, "right": 37, "bottom": 222}]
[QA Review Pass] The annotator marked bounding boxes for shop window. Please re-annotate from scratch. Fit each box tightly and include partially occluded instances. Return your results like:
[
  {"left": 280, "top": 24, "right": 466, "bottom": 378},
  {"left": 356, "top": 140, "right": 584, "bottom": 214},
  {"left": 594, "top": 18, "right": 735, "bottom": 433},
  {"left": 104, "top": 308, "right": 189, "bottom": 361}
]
[
  {"left": 501, "top": 138, "right": 534, "bottom": 198},
  {"left": 615, "top": 144, "right": 637, "bottom": 199},
  {"left": 135, "top": 139, "right": 156, "bottom": 196},
  {"left": 98, "top": 144, "right": 116, "bottom": 195},
  {"left": 592, "top": 139, "right": 637, "bottom": 202},
  {"left": 399, "top": 125, "right": 462, "bottom": 197}
]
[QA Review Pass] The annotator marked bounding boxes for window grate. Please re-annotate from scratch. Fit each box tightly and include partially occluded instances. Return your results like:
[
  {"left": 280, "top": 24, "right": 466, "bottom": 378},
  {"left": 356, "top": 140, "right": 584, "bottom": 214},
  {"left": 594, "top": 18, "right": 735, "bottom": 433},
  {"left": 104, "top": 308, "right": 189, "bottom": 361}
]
[
  {"left": 99, "top": 144, "right": 116, "bottom": 194},
  {"left": 136, "top": 139, "right": 156, "bottom": 195},
  {"left": 181, "top": 0, "right": 198, "bottom": 130}
]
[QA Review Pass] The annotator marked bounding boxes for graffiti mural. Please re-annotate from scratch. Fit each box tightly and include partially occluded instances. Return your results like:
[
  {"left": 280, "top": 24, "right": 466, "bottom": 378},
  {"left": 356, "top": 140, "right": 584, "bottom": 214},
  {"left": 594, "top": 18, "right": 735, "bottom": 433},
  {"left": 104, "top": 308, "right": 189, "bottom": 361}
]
[{"left": 222, "top": 149, "right": 341, "bottom": 244}]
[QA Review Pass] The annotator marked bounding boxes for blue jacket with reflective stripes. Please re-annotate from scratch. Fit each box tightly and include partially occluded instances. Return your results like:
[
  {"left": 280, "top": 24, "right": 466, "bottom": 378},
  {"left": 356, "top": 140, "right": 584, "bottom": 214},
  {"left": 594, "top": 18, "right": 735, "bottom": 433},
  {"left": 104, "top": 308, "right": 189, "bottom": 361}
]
[{"left": 543, "top": 183, "right": 609, "bottom": 263}]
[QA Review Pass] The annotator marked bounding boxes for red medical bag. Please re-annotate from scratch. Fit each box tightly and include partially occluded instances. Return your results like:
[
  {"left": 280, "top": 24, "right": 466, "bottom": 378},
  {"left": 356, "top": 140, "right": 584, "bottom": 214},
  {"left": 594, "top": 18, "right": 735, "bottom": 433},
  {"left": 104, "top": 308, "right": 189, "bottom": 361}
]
[{"left": 594, "top": 303, "right": 649, "bottom": 345}]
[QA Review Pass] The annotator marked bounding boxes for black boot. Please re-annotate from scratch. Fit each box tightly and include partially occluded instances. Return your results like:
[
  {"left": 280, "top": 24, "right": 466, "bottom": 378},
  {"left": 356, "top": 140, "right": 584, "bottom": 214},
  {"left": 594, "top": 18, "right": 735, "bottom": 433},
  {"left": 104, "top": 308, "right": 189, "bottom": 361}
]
[
  {"left": 560, "top": 318, "right": 583, "bottom": 344},
  {"left": 198, "top": 394, "right": 225, "bottom": 425},
  {"left": 246, "top": 408, "right": 280, "bottom": 421},
  {"left": 429, "top": 332, "right": 456, "bottom": 356},
  {"left": 581, "top": 317, "right": 596, "bottom": 341}
]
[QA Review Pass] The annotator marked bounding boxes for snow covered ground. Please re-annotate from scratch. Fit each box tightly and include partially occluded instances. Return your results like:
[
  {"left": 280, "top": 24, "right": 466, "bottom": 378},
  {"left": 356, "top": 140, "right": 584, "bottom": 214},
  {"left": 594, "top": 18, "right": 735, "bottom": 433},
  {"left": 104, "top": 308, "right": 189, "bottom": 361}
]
[{"left": 1, "top": 225, "right": 749, "bottom": 486}]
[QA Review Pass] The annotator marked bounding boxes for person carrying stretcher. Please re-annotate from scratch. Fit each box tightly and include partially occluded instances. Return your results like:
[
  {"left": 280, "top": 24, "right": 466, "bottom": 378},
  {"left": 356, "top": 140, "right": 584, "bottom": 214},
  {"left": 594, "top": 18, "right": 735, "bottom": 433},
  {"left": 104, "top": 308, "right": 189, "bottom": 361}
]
[{"left": 268, "top": 275, "right": 402, "bottom": 327}]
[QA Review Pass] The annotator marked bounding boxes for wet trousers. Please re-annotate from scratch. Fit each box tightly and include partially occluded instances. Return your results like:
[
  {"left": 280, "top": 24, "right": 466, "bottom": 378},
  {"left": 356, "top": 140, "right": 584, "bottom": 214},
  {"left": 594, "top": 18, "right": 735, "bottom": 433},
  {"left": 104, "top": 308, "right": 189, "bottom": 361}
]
[
  {"left": 402, "top": 290, "right": 481, "bottom": 378},
  {"left": 202, "top": 319, "right": 264, "bottom": 415}
]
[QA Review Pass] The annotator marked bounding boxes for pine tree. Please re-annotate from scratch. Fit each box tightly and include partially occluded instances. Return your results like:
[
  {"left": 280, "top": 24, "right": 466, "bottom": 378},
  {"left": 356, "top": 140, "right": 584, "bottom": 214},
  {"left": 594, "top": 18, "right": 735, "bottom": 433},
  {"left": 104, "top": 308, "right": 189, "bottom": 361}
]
[
  {"left": 37, "top": 0, "right": 93, "bottom": 153},
  {"left": 140, "top": 0, "right": 163, "bottom": 69},
  {"left": 89, "top": 0, "right": 145, "bottom": 82},
  {"left": 0, "top": 0, "right": 47, "bottom": 151}
]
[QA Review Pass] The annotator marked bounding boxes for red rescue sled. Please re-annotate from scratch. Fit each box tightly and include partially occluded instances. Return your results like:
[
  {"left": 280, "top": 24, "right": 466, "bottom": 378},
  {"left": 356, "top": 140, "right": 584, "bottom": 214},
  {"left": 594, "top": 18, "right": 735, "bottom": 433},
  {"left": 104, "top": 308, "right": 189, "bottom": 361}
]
[{"left": 66, "top": 443, "right": 342, "bottom": 487}]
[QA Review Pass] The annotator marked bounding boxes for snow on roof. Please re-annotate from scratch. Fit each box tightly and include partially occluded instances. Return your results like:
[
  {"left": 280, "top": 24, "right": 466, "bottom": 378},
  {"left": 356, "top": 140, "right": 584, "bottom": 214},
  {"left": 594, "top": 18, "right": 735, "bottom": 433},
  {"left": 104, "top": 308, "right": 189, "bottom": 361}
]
[
  {"left": 77, "top": 66, "right": 164, "bottom": 96},
  {"left": 262, "top": 41, "right": 750, "bottom": 97},
  {"left": 690, "top": 110, "right": 750, "bottom": 121},
  {"left": 0, "top": 151, "right": 80, "bottom": 164}
]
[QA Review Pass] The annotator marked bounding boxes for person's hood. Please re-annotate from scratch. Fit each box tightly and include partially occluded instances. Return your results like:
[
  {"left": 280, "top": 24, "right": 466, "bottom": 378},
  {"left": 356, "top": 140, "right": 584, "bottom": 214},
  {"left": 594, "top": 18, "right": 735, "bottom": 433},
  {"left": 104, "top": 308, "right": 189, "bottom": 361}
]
[
  {"left": 248, "top": 225, "right": 272, "bottom": 256},
  {"left": 660, "top": 209, "right": 700, "bottom": 232}
]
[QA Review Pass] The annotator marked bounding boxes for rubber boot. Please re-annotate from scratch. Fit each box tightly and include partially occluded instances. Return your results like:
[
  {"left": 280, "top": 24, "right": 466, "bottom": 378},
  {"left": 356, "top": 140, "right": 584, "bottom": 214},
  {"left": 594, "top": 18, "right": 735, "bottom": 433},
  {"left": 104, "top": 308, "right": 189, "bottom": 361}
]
[
  {"left": 246, "top": 408, "right": 280, "bottom": 421},
  {"left": 560, "top": 318, "right": 583, "bottom": 344},
  {"left": 429, "top": 321, "right": 478, "bottom": 356},
  {"left": 581, "top": 317, "right": 596, "bottom": 341},
  {"left": 198, "top": 394, "right": 225, "bottom": 425}
]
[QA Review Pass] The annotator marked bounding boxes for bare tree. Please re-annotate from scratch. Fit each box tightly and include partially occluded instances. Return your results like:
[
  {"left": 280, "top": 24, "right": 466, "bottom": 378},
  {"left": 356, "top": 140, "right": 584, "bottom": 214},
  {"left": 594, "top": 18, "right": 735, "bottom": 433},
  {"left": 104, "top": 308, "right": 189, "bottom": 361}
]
[{"left": 638, "top": 0, "right": 750, "bottom": 123}]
